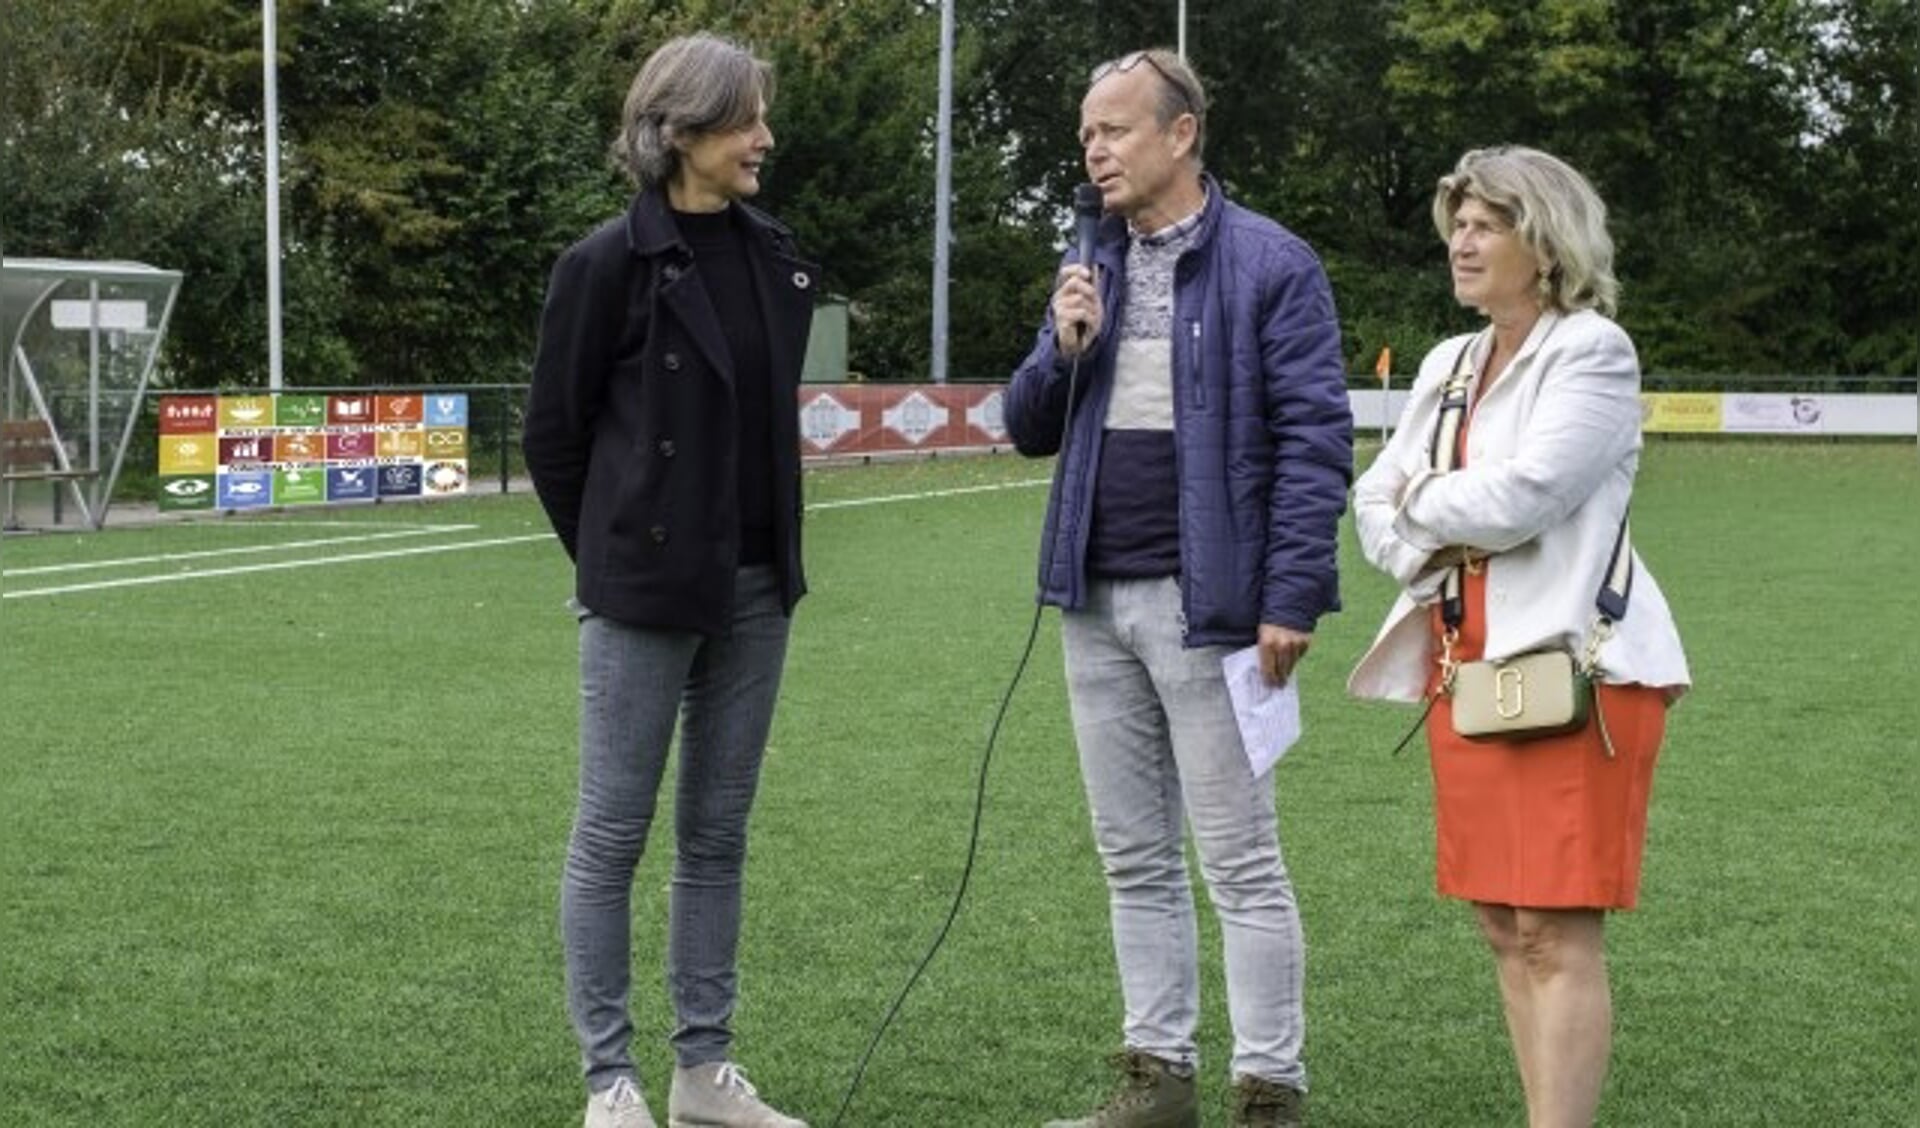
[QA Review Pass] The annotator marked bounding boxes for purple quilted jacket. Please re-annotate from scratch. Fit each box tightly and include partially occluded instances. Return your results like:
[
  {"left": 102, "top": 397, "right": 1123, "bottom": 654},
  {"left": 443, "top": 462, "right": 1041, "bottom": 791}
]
[{"left": 1004, "top": 176, "right": 1354, "bottom": 644}]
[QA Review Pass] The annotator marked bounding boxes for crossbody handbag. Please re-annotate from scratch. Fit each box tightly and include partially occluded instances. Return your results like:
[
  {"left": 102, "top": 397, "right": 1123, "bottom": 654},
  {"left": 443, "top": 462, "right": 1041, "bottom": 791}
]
[{"left": 1390, "top": 333, "right": 1632, "bottom": 756}]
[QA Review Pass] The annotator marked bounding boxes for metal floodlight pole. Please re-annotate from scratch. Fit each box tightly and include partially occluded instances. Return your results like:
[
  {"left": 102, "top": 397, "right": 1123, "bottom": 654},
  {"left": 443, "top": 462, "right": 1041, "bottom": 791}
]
[
  {"left": 263, "top": 0, "right": 285, "bottom": 391},
  {"left": 930, "top": 0, "right": 954, "bottom": 385}
]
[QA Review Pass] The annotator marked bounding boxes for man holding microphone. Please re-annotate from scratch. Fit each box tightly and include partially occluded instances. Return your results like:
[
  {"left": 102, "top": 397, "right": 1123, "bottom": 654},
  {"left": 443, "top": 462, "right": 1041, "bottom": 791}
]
[{"left": 1004, "top": 47, "right": 1353, "bottom": 1128}]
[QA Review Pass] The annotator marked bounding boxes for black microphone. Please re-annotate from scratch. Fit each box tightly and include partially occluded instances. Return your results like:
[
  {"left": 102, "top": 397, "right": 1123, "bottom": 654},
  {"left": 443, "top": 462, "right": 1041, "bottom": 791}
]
[
  {"left": 1073, "top": 182, "right": 1103, "bottom": 267},
  {"left": 1069, "top": 183, "right": 1104, "bottom": 347}
]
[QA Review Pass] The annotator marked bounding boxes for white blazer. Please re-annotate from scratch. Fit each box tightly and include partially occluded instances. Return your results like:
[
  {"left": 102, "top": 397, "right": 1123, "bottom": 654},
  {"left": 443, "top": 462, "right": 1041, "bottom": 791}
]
[{"left": 1348, "top": 309, "right": 1690, "bottom": 703}]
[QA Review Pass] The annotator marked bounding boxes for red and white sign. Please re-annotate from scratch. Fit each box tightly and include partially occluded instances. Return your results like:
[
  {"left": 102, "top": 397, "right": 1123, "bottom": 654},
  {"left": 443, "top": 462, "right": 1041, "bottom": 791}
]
[{"left": 798, "top": 384, "right": 1011, "bottom": 459}]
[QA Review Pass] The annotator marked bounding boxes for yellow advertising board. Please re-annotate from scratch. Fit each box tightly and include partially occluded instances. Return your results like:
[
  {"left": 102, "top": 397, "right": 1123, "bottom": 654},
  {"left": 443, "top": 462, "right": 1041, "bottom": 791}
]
[
  {"left": 377, "top": 430, "right": 425, "bottom": 458},
  {"left": 159, "top": 434, "right": 217, "bottom": 474},
  {"left": 425, "top": 427, "right": 469, "bottom": 458},
  {"left": 218, "top": 395, "right": 275, "bottom": 430},
  {"left": 1640, "top": 393, "right": 1722, "bottom": 433}
]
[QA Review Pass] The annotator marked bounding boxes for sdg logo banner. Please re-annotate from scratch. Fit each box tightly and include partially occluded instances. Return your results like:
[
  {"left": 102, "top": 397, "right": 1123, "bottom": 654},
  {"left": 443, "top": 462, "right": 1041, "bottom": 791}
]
[
  {"left": 160, "top": 397, "right": 217, "bottom": 434},
  {"left": 424, "top": 461, "right": 468, "bottom": 495},
  {"left": 161, "top": 391, "right": 471, "bottom": 512},
  {"left": 159, "top": 435, "right": 216, "bottom": 475},
  {"left": 425, "top": 428, "right": 468, "bottom": 458},
  {"left": 220, "top": 436, "right": 271, "bottom": 466},
  {"left": 219, "top": 395, "right": 274, "bottom": 430},
  {"left": 377, "top": 430, "right": 425, "bottom": 459},
  {"left": 328, "top": 430, "right": 376, "bottom": 460},
  {"left": 159, "top": 475, "right": 216, "bottom": 512},
  {"left": 425, "top": 394, "right": 469, "bottom": 427},
  {"left": 276, "top": 395, "right": 328, "bottom": 427},
  {"left": 217, "top": 471, "right": 273, "bottom": 509},
  {"left": 327, "top": 466, "right": 376, "bottom": 502},
  {"left": 378, "top": 395, "right": 424, "bottom": 425},
  {"left": 275, "top": 467, "right": 326, "bottom": 505},
  {"left": 275, "top": 432, "right": 325, "bottom": 462},
  {"left": 329, "top": 395, "right": 375, "bottom": 425},
  {"left": 378, "top": 464, "right": 422, "bottom": 497}
]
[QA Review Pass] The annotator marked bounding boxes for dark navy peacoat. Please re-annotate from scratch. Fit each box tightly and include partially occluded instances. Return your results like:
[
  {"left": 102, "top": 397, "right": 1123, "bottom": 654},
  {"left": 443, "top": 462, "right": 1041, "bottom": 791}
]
[{"left": 523, "top": 188, "right": 819, "bottom": 636}]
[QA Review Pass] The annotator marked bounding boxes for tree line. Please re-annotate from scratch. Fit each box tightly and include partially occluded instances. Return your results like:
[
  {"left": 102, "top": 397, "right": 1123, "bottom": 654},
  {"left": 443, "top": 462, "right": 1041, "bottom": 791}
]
[{"left": 3, "top": 0, "right": 1914, "bottom": 390}]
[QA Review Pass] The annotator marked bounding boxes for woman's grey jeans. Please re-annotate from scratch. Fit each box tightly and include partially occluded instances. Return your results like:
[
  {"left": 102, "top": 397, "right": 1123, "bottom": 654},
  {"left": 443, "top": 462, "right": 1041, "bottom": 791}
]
[{"left": 561, "top": 566, "right": 791, "bottom": 1093}]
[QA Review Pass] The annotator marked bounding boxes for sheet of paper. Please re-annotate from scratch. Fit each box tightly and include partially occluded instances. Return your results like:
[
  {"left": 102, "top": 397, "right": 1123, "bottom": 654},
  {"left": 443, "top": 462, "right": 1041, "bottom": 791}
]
[{"left": 1222, "top": 645, "right": 1302, "bottom": 779}]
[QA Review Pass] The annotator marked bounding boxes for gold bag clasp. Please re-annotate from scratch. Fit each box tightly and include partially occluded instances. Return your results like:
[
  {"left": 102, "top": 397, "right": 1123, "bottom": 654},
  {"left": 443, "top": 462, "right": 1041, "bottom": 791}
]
[{"left": 1495, "top": 665, "right": 1526, "bottom": 719}]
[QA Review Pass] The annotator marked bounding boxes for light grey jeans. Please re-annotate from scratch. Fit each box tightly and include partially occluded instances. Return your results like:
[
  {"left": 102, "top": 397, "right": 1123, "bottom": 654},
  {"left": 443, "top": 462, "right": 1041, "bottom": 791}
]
[
  {"left": 1061, "top": 576, "right": 1307, "bottom": 1088},
  {"left": 561, "top": 566, "right": 790, "bottom": 1094}
]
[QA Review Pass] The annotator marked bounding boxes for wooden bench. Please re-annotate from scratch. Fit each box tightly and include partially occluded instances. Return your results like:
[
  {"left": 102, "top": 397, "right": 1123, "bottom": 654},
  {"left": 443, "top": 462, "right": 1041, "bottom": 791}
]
[{"left": 1, "top": 418, "right": 98, "bottom": 484}]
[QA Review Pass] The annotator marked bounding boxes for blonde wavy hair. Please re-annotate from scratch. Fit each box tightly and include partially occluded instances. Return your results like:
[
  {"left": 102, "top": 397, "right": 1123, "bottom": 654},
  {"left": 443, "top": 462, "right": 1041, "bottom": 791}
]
[{"left": 1433, "top": 146, "right": 1619, "bottom": 316}]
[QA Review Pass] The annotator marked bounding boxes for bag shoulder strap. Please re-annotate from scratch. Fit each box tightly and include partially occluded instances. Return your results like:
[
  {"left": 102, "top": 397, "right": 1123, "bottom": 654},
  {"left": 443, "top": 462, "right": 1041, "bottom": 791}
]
[
  {"left": 1424, "top": 331, "right": 1633, "bottom": 634},
  {"left": 1429, "top": 337, "right": 1479, "bottom": 631},
  {"left": 1596, "top": 514, "right": 1633, "bottom": 624},
  {"left": 1428, "top": 336, "right": 1477, "bottom": 476}
]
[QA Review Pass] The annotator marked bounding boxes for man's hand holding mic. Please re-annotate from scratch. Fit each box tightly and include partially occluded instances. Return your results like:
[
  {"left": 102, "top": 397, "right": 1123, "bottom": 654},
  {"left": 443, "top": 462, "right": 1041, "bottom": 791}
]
[
  {"left": 1053, "top": 266, "right": 1104, "bottom": 358},
  {"left": 1056, "top": 182, "right": 1107, "bottom": 359}
]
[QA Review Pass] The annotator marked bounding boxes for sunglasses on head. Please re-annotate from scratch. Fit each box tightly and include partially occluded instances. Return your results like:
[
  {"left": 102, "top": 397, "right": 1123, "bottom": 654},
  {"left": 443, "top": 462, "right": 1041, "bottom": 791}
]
[{"left": 1090, "top": 51, "right": 1195, "bottom": 115}]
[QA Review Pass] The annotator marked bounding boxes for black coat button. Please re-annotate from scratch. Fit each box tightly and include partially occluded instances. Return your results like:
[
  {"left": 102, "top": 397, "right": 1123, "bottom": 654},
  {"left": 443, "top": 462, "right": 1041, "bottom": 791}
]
[
  {"left": 657, "top": 439, "right": 676, "bottom": 457},
  {"left": 649, "top": 525, "right": 668, "bottom": 544},
  {"left": 663, "top": 351, "right": 681, "bottom": 372}
]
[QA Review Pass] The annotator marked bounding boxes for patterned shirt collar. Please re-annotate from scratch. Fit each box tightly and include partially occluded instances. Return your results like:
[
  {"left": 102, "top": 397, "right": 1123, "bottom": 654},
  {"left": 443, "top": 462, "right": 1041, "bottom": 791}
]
[{"left": 1129, "top": 185, "right": 1209, "bottom": 248}]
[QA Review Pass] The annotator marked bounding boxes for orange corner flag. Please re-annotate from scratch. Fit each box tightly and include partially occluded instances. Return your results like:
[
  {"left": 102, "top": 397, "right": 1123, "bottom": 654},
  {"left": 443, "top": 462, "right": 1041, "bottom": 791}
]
[{"left": 1373, "top": 346, "right": 1392, "bottom": 384}]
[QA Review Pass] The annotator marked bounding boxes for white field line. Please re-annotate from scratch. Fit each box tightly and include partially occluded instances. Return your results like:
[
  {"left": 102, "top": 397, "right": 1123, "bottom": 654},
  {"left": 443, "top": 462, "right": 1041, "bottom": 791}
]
[
  {"left": 3, "top": 525, "right": 480, "bottom": 577},
  {"left": 806, "top": 478, "right": 1049, "bottom": 511},
  {"left": 2, "top": 534, "right": 555, "bottom": 599},
  {"left": 169, "top": 519, "right": 460, "bottom": 529},
  {"left": 1, "top": 477, "right": 1051, "bottom": 600}
]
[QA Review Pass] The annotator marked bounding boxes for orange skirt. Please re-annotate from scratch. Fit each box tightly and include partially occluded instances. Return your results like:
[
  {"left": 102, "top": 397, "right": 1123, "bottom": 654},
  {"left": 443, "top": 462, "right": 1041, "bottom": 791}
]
[{"left": 1424, "top": 569, "right": 1666, "bottom": 910}]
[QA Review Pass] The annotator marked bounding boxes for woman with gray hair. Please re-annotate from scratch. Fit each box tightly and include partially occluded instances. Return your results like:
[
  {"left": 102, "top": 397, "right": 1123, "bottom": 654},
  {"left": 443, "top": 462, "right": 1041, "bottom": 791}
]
[
  {"left": 523, "top": 31, "right": 818, "bottom": 1128},
  {"left": 1349, "top": 146, "right": 1689, "bottom": 1127}
]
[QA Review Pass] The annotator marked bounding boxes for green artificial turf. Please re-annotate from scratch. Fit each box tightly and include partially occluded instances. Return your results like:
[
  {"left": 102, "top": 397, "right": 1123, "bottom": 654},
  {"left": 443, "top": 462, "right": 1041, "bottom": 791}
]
[{"left": 1, "top": 442, "right": 1913, "bottom": 1125}]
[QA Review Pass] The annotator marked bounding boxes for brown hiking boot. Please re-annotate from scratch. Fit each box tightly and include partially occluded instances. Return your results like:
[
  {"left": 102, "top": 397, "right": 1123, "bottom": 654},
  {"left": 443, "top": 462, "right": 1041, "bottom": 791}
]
[
  {"left": 1231, "top": 1074, "right": 1306, "bottom": 1127},
  {"left": 1041, "top": 1050, "right": 1198, "bottom": 1128}
]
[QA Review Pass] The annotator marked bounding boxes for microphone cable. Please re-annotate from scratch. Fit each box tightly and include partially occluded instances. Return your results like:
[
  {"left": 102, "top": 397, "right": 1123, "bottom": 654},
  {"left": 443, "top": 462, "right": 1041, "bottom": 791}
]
[{"left": 827, "top": 342, "right": 1087, "bottom": 1127}]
